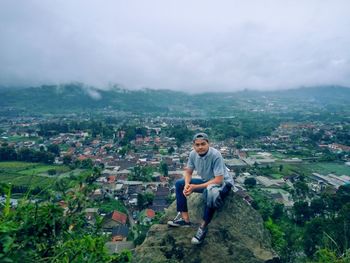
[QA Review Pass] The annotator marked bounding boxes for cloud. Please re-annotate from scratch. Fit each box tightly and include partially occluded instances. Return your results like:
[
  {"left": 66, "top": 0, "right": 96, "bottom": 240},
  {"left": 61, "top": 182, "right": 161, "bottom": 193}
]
[{"left": 0, "top": 0, "right": 350, "bottom": 92}]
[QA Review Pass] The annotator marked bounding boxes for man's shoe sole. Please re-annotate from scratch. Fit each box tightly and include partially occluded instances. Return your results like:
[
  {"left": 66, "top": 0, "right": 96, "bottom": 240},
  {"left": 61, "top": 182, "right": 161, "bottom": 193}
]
[
  {"left": 167, "top": 221, "right": 191, "bottom": 227},
  {"left": 191, "top": 237, "right": 204, "bottom": 245}
]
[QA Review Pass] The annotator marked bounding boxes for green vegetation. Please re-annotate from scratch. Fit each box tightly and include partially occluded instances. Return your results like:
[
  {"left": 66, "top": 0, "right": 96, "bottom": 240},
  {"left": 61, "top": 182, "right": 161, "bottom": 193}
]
[
  {"left": 301, "top": 162, "right": 350, "bottom": 176},
  {"left": 1, "top": 85, "right": 350, "bottom": 262},
  {"left": 98, "top": 199, "right": 127, "bottom": 214},
  {"left": 1, "top": 85, "right": 349, "bottom": 119},
  {"left": 6, "top": 136, "right": 40, "bottom": 143},
  {"left": 0, "top": 184, "right": 131, "bottom": 262},
  {"left": 18, "top": 164, "right": 70, "bottom": 175},
  {"left": 0, "top": 161, "right": 82, "bottom": 195},
  {"left": 250, "top": 184, "right": 350, "bottom": 263}
]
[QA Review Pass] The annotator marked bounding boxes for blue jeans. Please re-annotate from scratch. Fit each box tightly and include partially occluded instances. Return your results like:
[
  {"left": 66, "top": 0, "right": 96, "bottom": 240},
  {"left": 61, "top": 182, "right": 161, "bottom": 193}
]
[{"left": 175, "top": 178, "right": 216, "bottom": 224}]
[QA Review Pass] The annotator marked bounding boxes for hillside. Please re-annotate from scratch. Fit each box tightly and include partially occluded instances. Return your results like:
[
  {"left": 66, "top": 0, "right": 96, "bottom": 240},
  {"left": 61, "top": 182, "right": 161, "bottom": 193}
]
[{"left": 0, "top": 84, "right": 349, "bottom": 118}]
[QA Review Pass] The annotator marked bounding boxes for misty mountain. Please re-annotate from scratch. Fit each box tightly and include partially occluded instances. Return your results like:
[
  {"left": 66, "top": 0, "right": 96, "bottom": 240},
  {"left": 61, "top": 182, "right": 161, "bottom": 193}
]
[{"left": 0, "top": 84, "right": 349, "bottom": 117}]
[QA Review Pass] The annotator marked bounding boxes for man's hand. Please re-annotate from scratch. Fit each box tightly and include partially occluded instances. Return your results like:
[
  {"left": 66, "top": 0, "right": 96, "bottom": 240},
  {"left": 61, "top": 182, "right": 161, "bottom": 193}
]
[{"left": 183, "top": 184, "right": 195, "bottom": 196}]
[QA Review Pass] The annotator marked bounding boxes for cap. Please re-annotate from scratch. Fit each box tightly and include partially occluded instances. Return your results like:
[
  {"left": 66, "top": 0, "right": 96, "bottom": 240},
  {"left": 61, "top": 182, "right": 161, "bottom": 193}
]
[{"left": 193, "top": 132, "right": 209, "bottom": 142}]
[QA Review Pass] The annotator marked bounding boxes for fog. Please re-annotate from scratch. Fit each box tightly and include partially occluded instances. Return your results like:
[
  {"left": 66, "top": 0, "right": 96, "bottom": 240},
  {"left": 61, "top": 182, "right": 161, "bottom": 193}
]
[{"left": 1, "top": 0, "right": 350, "bottom": 92}]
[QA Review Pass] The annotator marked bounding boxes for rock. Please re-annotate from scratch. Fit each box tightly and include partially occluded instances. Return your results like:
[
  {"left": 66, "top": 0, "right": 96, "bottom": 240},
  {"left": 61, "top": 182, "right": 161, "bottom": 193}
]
[{"left": 134, "top": 192, "right": 280, "bottom": 263}]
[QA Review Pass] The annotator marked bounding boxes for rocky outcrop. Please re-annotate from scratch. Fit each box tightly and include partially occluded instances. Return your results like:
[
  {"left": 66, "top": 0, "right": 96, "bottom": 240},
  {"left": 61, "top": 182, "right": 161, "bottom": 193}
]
[{"left": 134, "top": 192, "right": 280, "bottom": 263}]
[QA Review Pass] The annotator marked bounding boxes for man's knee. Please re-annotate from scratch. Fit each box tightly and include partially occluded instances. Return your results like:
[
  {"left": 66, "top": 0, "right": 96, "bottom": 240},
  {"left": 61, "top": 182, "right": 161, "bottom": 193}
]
[{"left": 175, "top": 179, "right": 185, "bottom": 190}]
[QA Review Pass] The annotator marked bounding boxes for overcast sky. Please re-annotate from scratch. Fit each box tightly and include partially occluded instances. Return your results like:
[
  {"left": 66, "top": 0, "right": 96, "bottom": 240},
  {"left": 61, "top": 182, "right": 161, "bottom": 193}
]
[{"left": 0, "top": 0, "right": 350, "bottom": 92}]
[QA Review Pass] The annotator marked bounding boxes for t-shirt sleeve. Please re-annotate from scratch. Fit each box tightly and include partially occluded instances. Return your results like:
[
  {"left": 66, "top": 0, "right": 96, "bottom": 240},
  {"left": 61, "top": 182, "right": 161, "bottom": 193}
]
[
  {"left": 186, "top": 151, "right": 195, "bottom": 170},
  {"left": 213, "top": 154, "right": 225, "bottom": 176}
]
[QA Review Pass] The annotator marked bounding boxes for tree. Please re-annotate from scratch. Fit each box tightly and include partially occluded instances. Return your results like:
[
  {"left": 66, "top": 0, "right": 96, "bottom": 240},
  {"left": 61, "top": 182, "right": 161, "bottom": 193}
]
[
  {"left": 137, "top": 192, "right": 154, "bottom": 209},
  {"left": 272, "top": 203, "right": 284, "bottom": 220},
  {"left": 294, "top": 181, "right": 309, "bottom": 198},
  {"left": 337, "top": 184, "right": 350, "bottom": 204},
  {"left": 264, "top": 218, "right": 286, "bottom": 252},
  {"left": 304, "top": 217, "right": 326, "bottom": 257},
  {"left": 137, "top": 194, "right": 145, "bottom": 210},
  {"left": 244, "top": 177, "right": 257, "bottom": 188},
  {"left": 0, "top": 187, "right": 132, "bottom": 262},
  {"left": 279, "top": 164, "right": 284, "bottom": 172},
  {"left": 81, "top": 158, "right": 93, "bottom": 169},
  {"left": 47, "top": 144, "right": 60, "bottom": 156},
  {"left": 85, "top": 167, "right": 101, "bottom": 185},
  {"left": 118, "top": 147, "right": 128, "bottom": 157},
  {"left": 144, "top": 192, "right": 154, "bottom": 205},
  {"left": 130, "top": 166, "right": 153, "bottom": 182},
  {"left": 153, "top": 144, "right": 159, "bottom": 152},
  {"left": 160, "top": 162, "right": 169, "bottom": 176},
  {"left": 48, "top": 169, "right": 57, "bottom": 176},
  {"left": 63, "top": 155, "right": 72, "bottom": 165},
  {"left": 0, "top": 146, "right": 17, "bottom": 161},
  {"left": 310, "top": 198, "right": 326, "bottom": 217},
  {"left": 293, "top": 201, "right": 310, "bottom": 225},
  {"left": 167, "top": 146, "right": 175, "bottom": 154}
]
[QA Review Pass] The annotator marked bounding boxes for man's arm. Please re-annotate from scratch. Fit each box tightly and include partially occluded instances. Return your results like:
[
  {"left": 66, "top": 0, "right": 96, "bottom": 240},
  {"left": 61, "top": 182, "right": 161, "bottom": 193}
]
[
  {"left": 183, "top": 167, "right": 193, "bottom": 195},
  {"left": 184, "top": 175, "right": 223, "bottom": 196}
]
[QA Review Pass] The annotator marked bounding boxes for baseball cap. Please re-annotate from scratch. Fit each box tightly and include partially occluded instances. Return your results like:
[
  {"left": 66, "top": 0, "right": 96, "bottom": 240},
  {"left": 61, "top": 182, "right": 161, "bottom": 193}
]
[{"left": 193, "top": 132, "right": 209, "bottom": 142}]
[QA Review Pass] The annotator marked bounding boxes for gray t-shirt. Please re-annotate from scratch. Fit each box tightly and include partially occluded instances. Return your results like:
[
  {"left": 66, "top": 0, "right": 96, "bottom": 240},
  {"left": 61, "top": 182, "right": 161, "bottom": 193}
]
[{"left": 186, "top": 147, "right": 234, "bottom": 185}]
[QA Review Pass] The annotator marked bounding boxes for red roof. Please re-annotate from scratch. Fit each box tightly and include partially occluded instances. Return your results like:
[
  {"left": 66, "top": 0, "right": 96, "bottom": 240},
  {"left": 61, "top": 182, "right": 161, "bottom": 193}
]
[
  {"left": 145, "top": 209, "right": 155, "bottom": 219},
  {"left": 112, "top": 211, "right": 127, "bottom": 224},
  {"left": 108, "top": 175, "right": 116, "bottom": 183}
]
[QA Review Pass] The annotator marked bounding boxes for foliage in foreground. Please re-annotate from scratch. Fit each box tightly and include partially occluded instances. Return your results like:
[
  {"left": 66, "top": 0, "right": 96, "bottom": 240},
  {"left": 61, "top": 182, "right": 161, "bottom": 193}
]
[
  {"left": 0, "top": 184, "right": 131, "bottom": 263},
  {"left": 250, "top": 184, "right": 350, "bottom": 263}
]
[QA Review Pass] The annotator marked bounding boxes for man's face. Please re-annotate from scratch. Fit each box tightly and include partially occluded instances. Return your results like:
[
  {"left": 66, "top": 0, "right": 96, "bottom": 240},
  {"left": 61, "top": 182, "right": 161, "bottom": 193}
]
[{"left": 193, "top": 139, "right": 209, "bottom": 155}]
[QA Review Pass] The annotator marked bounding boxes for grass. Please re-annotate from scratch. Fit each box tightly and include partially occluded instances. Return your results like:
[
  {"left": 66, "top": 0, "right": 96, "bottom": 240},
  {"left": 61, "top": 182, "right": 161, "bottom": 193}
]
[
  {"left": 18, "top": 165, "right": 70, "bottom": 175},
  {"left": 0, "top": 161, "right": 71, "bottom": 176},
  {"left": 97, "top": 199, "right": 127, "bottom": 214},
  {"left": 301, "top": 163, "right": 350, "bottom": 176},
  {"left": 270, "top": 152, "right": 287, "bottom": 159},
  {"left": 5, "top": 136, "right": 41, "bottom": 143},
  {"left": 0, "top": 161, "right": 77, "bottom": 190},
  {"left": 0, "top": 172, "right": 56, "bottom": 189},
  {"left": 0, "top": 161, "right": 37, "bottom": 171},
  {"left": 270, "top": 173, "right": 284, "bottom": 179}
]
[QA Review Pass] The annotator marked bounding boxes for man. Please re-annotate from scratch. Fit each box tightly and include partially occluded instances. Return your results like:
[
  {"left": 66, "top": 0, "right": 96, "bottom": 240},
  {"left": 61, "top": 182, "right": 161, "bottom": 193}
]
[{"left": 167, "top": 132, "right": 234, "bottom": 245}]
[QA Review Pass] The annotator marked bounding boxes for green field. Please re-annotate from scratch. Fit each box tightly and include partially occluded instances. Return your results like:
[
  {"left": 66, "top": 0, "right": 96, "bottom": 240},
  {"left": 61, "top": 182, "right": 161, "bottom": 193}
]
[
  {"left": 270, "top": 152, "right": 287, "bottom": 159},
  {"left": 0, "top": 161, "right": 71, "bottom": 190},
  {"left": 3, "top": 136, "right": 41, "bottom": 143},
  {"left": 270, "top": 173, "right": 284, "bottom": 179},
  {"left": 301, "top": 162, "right": 350, "bottom": 176},
  {"left": 18, "top": 165, "right": 70, "bottom": 175}
]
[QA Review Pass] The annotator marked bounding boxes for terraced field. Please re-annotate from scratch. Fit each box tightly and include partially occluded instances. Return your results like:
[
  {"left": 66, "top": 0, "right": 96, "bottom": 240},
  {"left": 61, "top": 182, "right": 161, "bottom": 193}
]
[{"left": 0, "top": 161, "right": 71, "bottom": 190}]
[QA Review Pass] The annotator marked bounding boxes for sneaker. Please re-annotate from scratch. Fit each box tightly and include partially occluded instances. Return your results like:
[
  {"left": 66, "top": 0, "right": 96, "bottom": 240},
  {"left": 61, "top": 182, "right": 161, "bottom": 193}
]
[
  {"left": 167, "top": 212, "right": 191, "bottom": 227},
  {"left": 191, "top": 226, "right": 208, "bottom": 245}
]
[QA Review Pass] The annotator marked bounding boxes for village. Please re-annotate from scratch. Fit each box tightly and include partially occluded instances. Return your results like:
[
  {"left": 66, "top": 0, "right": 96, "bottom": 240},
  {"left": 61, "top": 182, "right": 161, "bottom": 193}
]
[{"left": 1, "top": 115, "right": 350, "bottom": 254}]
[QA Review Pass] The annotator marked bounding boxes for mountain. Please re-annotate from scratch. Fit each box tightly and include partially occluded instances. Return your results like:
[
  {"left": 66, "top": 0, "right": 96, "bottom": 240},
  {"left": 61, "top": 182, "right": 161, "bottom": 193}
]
[
  {"left": 0, "top": 84, "right": 190, "bottom": 116},
  {"left": 0, "top": 84, "right": 349, "bottom": 117},
  {"left": 133, "top": 192, "right": 280, "bottom": 263}
]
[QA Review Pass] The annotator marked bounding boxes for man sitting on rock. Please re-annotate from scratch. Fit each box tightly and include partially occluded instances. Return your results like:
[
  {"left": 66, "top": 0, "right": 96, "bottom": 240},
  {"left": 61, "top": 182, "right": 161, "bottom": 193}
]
[{"left": 168, "top": 132, "right": 234, "bottom": 245}]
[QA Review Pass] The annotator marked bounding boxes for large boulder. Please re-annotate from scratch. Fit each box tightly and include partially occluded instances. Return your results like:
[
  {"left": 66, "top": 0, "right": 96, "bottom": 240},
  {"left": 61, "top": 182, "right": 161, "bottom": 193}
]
[{"left": 134, "top": 192, "right": 280, "bottom": 263}]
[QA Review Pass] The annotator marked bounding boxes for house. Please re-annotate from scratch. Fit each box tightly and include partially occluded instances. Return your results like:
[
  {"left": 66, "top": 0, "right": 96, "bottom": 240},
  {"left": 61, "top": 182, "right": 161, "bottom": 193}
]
[
  {"left": 225, "top": 158, "right": 247, "bottom": 169},
  {"left": 91, "top": 188, "right": 104, "bottom": 201},
  {"left": 127, "top": 184, "right": 144, "bottom": 196},
  {"left": 102, "top": 210, "right": 128, "bottom": 230},
  {"left": 168, "top": 170, "right": 183, "bottom": 182},
  {"left": 255, "top": 176, "right": 286, "bottom": 188},
  {"left": 116, "top": 169, "right": 131, "bottom": 180},
  {"left": 150, "top": 186, "right": 170, "bottom": 212},
  {"left": 85, "top": 208, "right": 99, "bottom": 221},
  {"left": 328, "top": 143, "right": 350, "bottom": 152},
  {"left": 111, "top": 225, "right": 129, "bottom": 242},
  {"left": 141, "top": 208, "right": 156, "bottom": 224},
  {"left": 107, "top": 175, "right": 116, "bottom": 184}
]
